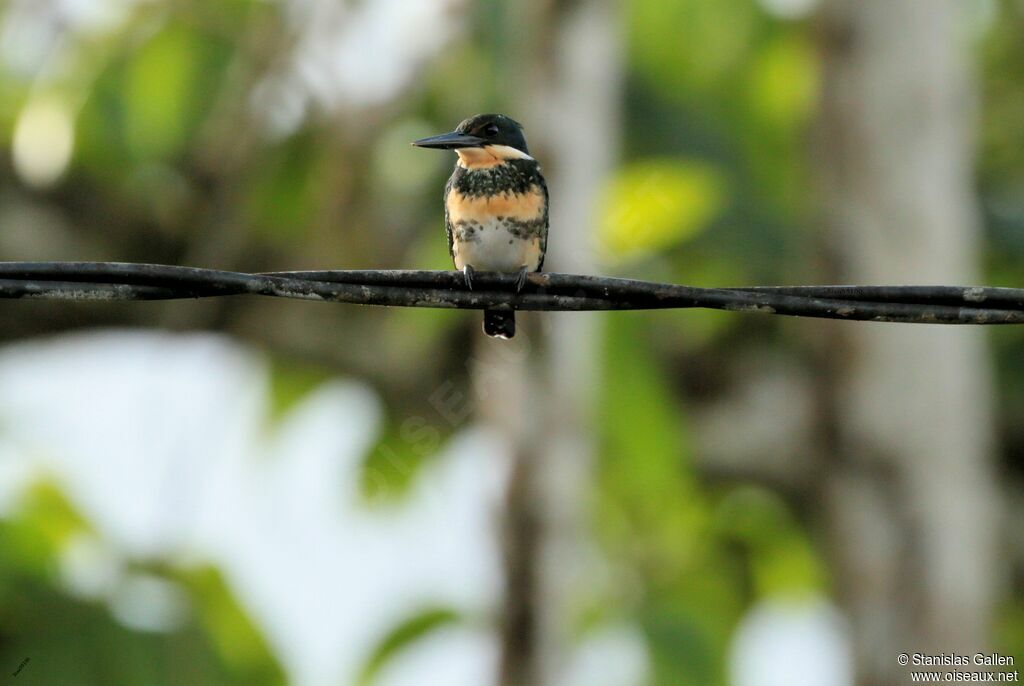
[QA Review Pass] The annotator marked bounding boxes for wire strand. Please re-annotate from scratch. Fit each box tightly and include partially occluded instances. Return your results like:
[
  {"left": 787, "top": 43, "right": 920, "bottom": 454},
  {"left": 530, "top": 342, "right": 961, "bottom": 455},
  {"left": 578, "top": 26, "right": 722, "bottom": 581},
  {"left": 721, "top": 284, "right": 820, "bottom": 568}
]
[{"left": 0, "top": 262, "right": 1020, "bottom": 324}]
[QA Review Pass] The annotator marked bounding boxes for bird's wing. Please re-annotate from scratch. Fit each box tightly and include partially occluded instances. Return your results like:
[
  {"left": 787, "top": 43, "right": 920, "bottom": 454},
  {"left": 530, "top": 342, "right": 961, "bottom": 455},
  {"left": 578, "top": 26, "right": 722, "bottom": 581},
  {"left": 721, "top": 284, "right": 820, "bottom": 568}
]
[
  {"left": 444, "top": 172, "right": 456, "bottom": 265},
  {"left": 536, "top": 171, "right": 549, "bottom": 272}
]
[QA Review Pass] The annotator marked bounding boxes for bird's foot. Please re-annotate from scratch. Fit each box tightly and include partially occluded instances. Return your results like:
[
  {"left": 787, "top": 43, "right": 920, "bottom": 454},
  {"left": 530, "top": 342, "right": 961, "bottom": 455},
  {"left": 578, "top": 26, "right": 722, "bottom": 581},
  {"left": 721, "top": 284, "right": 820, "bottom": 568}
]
[
  {"left": 462, "top": 265, "right": 475, "bottom": 291},
  {"left": 514, "top": 266, "right": 530, "bottom": 293}
]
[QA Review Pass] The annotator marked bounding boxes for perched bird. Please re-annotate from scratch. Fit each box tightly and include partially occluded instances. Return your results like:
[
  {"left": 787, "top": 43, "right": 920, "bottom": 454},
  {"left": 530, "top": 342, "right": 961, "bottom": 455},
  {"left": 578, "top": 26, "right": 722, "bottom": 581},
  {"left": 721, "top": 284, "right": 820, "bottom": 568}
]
[{"left": 413, "top": 114, "right": 548, "bottom": 339}]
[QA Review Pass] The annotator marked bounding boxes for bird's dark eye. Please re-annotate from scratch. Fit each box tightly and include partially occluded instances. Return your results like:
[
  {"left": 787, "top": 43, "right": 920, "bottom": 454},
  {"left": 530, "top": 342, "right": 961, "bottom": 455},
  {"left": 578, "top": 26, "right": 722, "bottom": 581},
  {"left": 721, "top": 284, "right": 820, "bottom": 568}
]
[{"left": 484, "top": 124, "right": 499, "bottom": 137}]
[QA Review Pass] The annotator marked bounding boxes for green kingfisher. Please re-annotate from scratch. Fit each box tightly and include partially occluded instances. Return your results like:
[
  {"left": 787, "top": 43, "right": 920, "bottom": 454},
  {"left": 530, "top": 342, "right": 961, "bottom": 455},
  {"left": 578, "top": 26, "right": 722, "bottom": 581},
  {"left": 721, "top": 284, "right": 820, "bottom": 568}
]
[{"left": 413, "top": 114, "right": 548, "bottom": 339}]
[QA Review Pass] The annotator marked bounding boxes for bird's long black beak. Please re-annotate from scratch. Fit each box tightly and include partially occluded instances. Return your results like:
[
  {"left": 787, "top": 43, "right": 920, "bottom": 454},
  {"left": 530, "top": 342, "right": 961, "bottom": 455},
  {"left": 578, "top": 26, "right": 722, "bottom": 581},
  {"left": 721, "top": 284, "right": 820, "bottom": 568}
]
[{"left": 412, "top": 131, "right": 485, "bottom": 150}]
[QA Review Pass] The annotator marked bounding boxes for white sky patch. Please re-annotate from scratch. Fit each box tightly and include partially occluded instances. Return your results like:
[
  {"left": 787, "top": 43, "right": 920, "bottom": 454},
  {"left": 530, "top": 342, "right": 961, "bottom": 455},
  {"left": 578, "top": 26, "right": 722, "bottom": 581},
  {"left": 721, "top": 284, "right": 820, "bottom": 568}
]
[
  {"left": 254, "top": 0, "right": 466, "bottom": 135},
  {"left": 249, "top": 73, "right": 309, "bottom": 141},
  {"left": 730, "top": 596, "right": 853, "bottom": 686},
  {"left": 109, "top": 573, "right": 190, "bottom": 633},
  {"left": 562, "top": 624, "right": 651, "bottom": 686},
  {"left": 0, "top": 0, "right": 148, "bottom": 78},
  {"left": 375, "top": 626, "right": 499, "bottom": 686},
  {"left": 58, "top": 533, "right": 123, "bottom": 600}
]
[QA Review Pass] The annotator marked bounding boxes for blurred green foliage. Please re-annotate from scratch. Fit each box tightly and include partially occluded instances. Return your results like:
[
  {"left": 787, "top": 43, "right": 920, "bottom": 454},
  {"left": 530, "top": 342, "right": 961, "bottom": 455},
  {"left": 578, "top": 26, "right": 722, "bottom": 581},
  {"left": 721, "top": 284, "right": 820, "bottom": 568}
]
[
  {"left": 598, "top": 160, "right": 725, "bottom": 261},
  {"left": 0, "top": 483, "right": 283, "bottom": 685},
  {"left": 0, "top": 0, "right": 1021, "bottom": 684}
]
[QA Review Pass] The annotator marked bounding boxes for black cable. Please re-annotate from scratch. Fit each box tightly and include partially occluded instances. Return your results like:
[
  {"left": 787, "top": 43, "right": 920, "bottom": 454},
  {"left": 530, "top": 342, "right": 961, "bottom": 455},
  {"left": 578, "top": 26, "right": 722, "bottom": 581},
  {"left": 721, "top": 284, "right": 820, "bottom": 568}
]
[{"left": 0, "top": 261, "right": 1020, "bottom": 324}]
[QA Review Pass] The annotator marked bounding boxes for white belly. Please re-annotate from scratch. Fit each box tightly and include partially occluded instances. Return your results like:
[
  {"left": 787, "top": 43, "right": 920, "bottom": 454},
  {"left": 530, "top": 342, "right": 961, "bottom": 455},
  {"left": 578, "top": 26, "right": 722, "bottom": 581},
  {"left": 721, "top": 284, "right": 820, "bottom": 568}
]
[{"left": 452, "top": 218, "right": 542, "bottom": 273}]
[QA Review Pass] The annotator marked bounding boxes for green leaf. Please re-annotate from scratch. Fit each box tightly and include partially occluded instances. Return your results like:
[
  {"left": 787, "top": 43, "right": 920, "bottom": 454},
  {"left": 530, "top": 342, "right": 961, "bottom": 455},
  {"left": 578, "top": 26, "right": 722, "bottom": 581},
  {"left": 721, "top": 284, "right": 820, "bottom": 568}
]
[
  {"left": 5, "top": 481, "right": 91, "bottom": 572},
  {"left": 243, "top": 133, "right": 323, "bottom": 241},
  {"left": 630, "top": 0, "right": 757, "bottom": 98},
  {"left": 643, "top": 605, "right": 718, "bottom": 686},
  {"left": 598, "top": 312, "right": 705, "bottom": 578},
  {"left": 356, "top": 608, "right": 460, "bottom": 686},
  {"left": 746, "top": 35, "right": 818, "bottom": 131},
  {"left": 598, "top": 160, "right": 724, "bottom": 262},
  {"left": 714, "top": 486, "right": 825, "bottom": 596},
  {"left": 124, "top": 25, "right": 203, "bottom": 160},
  {"left": 182, "top": 566, "right": 286, "bottom": 685}
]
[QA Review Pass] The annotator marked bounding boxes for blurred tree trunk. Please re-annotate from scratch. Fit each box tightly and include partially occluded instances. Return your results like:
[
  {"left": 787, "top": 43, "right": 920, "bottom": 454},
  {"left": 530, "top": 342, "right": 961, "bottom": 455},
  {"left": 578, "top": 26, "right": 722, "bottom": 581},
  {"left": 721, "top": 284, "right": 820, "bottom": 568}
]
[
  {"left": 476, "top": 1, "right": 623, "bottom": 685},
  {"left": 815, "top": 1, "right": 1000, "bottom": 684}
]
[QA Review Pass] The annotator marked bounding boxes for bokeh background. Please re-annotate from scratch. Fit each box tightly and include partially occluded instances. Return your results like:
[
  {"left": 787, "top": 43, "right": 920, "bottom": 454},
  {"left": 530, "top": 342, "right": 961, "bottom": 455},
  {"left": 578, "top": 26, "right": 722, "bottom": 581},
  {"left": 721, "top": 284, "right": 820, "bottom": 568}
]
[{"left": 0, "top": 0, "right": 1020, "bottom": 685}]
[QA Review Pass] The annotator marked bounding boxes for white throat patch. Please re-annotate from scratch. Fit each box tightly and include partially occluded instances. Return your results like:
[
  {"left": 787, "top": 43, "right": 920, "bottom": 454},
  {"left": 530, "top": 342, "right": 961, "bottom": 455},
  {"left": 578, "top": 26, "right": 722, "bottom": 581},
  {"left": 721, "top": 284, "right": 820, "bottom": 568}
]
[
  {"left": 456, "top": 145, "right": 534, "bottom": 168},
  {"left": 484, "top": 144, "right": 534, "bottom": 160}
]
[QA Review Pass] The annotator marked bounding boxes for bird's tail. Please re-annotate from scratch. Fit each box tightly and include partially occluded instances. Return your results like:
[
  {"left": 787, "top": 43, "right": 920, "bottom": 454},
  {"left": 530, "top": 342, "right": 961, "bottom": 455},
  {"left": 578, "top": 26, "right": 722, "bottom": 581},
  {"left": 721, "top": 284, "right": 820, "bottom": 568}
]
[{"left": 483, "top": 309, "right": 515, "bottom": 339}]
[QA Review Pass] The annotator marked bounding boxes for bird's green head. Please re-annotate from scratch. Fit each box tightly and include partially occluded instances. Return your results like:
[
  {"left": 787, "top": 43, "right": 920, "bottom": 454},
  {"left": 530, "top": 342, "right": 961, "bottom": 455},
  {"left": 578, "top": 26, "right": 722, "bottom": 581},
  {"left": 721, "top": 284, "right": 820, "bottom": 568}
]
[{"left": 412, "top": 114, "right": 531, "bottom": 163}]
